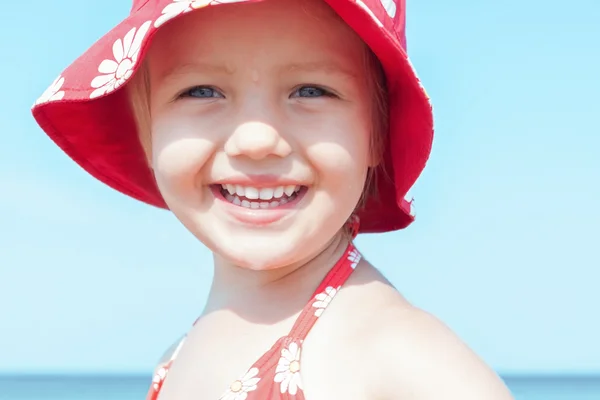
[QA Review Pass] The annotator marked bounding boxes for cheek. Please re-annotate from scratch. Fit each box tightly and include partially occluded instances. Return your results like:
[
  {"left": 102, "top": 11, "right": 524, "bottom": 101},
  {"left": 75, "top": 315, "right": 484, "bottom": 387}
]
[
  {"left": 150, "top": 116, "right": 217, "bottom": 199},
  {"left": 304, "top": 124, "right": 371, "bottom": 194}
]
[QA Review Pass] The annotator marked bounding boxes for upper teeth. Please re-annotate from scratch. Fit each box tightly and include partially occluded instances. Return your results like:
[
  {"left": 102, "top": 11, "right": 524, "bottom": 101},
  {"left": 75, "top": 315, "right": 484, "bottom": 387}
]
[{"left": 221, "top": 184, "right": 301, "bottom": 200}]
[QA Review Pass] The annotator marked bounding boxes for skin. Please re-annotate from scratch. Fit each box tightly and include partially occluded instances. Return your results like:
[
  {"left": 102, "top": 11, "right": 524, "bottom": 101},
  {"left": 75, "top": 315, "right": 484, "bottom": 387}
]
[
  {"left": 143, "top": 0, "right": 515, "bottom": 398},
  {"left": 148, "top": 0, "right": 372, "bottom": 274}
]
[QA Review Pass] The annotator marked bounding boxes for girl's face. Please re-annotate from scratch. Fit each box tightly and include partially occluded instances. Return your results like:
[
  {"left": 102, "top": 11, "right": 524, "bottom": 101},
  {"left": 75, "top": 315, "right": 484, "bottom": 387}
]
[{"left": 146, "top": 0, "right": 375, "bottom": 269}]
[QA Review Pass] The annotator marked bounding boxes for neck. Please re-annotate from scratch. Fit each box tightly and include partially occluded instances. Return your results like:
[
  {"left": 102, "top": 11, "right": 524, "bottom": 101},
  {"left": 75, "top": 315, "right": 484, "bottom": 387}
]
[{"left": 203, "top": 231, "right": 350, "bottom": 321}]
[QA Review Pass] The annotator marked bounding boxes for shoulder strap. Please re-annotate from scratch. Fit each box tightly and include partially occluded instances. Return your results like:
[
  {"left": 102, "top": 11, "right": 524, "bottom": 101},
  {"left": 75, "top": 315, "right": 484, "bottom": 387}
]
[
  {"left": 287, "top": 242, "right": 362, "bottom": 340},
  {"left": 146, "top": 335, "right": 187, "bottom": 400}
]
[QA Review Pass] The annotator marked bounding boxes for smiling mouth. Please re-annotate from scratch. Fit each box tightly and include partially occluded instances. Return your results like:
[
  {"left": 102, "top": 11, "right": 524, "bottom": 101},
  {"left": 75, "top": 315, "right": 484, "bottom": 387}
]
[{"left": 214, "top": 184, "right": 307, "bottom": 209}]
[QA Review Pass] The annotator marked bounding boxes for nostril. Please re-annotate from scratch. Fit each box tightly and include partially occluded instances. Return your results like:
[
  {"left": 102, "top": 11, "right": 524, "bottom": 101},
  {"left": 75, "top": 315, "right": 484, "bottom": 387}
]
[{"left": 225, "top": 122, "right": 291, "bottom": 159}]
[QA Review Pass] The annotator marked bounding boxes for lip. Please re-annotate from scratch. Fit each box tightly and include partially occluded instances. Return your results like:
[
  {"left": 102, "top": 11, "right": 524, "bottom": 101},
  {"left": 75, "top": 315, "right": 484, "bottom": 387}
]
[
  {"left": 212, "top": 174, "right": 307, "bottom": 188},
  {"left": 210, "top": 184, "right": 308, "bottom": 226}
]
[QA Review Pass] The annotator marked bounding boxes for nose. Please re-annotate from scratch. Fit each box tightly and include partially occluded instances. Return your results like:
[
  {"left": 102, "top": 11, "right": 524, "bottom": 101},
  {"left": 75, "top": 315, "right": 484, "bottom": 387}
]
[{"left": 224, "top": 121, "right": 292, "bottom": 160}]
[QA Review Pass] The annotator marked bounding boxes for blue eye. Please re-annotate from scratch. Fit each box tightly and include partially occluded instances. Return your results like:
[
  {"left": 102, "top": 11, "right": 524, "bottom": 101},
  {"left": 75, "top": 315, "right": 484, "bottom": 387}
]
[
  {"left": 292, "top": 86, "right": 334, "bottom": 98},
  {"left": 180, "top": 86, "right": 224, "bottom": 99}
]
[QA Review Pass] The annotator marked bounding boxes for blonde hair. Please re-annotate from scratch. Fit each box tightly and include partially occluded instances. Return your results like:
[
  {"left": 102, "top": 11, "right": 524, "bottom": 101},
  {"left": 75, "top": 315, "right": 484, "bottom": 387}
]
[{"left": 127, "top": 45, "right": 388, "bottom": 231}]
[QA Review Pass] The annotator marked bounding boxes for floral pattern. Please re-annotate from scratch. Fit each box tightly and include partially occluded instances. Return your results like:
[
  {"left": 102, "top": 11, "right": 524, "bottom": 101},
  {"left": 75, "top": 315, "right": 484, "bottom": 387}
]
[
  {"left": 145, "top": 244, "right": 361, "bottom": 400},
  {"left": 35, "top": 75, "right": 65, "bottom": 105},
  {"left": 209, "top": 0, "right": 247, "bottom": 4},
  {"left": 220, "top": 367, "right": 261, "bottom": 400},
  {"left": 89, "top": 20, "right": 152, "bottom": 99},
  {"left": 154, "top": 0, "right": 253, "bottom": 28},
  {"left": 150, "top": 366, "right": 167, "bottom": 392},
  {"left": 355, "top": 0, "right": 383, "bottom": 27},
  {"left": 347, "top": 249, "right": 362, "bottom": 269},
  {"left": 274, "top": 341, "right": 303, "bottom": 395},
  {"left": 355, "top": 0, "right": 397, "bottom": 27},
  {"left": 155, "top": 0, "right": 211, "bottom": 27},
  {"left": 312, "top": 286, "right": 340, "bottom": 317},
  {"left": 379, "top": 0, "right": 396, "bottom": 18}
]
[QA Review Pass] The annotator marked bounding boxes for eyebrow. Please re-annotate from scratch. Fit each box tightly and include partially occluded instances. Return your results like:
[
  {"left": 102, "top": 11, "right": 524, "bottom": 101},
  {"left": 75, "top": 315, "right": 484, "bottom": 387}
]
[
  {"left": 282, "top": 61, "right": 358, "bottom": 79},
  {"left": 159, "top": 59, "right": 358, "bottom": 83},
  {"left": 160, "top": 62, "right": 236, "bottom": 82}
]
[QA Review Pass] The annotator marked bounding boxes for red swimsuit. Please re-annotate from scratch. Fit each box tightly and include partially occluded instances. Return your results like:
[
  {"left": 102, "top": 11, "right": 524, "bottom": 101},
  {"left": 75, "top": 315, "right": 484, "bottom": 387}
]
[{"left": 147, "top": 243, "right": 362, "bottom": 400}]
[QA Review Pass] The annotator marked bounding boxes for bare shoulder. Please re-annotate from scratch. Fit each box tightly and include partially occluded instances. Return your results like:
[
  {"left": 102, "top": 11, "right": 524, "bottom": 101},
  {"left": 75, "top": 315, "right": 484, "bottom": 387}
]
[
  {"left": 362, "top": 295, "right": 514, "bottom": 400},
  {"left": 153, "top": 335, "right": 186, "bottom": 374}
]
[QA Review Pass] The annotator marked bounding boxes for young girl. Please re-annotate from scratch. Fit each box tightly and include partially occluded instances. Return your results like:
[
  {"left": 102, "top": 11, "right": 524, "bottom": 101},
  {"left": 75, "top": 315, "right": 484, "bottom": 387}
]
[{"left": 32, "top": 0, "right": 514, "bottom": 398}]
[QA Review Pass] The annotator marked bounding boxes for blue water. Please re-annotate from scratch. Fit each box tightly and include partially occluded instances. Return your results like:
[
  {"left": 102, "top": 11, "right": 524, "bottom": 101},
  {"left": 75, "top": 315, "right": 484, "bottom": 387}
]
[{"left": 1, "top": 375, "right": 599, "bottom": 399}]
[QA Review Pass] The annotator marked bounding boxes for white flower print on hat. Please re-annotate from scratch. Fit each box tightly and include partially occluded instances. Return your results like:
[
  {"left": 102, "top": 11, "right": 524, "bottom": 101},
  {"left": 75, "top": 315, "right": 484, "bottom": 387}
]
[
  {"left": 355, "top": 0, "right": 383, "bottom": 27},
  {"left": 89, "top": 20, "right": 151, "bottom": 99},
  {"left": 35, "top": 75, "right": 65, "bottom": 106},
  {"left": 379, "top": 0, "right": 396, "bottom": 18},
  {"left": 154, "top": 0, "right": 213, "bottom": 28}
]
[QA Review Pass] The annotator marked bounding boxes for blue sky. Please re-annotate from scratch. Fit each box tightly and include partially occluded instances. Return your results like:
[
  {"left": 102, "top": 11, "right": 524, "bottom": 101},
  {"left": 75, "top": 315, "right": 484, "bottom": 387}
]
[{"left": 1, "top": 0, "right": 599, "bottom": 375}]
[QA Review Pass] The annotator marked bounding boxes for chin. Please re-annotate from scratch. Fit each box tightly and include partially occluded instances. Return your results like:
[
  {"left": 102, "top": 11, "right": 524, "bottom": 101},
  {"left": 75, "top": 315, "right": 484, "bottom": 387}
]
[
  {"left": 175, "top": 202, "right": 348, "bottom": 270},
  {"left": 215, "top": 233, "right": 305, "bottom": 270}
]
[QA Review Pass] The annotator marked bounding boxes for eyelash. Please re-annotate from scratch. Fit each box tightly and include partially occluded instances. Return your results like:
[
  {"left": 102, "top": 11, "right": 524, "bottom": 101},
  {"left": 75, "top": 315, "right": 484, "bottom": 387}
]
[
  {"left": 178, "top": 86, "right": 224, "bottom": 99},
  {"left": 291, "top": 85, "right": 337, "bottom": 98},
  {"left": 176, "top": 85, "right": 337, "bottom": 100}
]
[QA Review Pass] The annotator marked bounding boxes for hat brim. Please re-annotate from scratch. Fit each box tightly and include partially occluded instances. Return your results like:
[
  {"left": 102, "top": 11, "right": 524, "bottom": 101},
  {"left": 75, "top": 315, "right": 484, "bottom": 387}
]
[{"left": 31, "top": 0, "right": 433, "bottom": 233}]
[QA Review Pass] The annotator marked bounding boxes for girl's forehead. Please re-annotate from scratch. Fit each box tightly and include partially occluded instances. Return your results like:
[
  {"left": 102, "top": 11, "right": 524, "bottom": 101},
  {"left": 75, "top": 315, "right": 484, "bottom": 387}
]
[{"left": 148, "top": 0, "right": 364, "bottom": 69}]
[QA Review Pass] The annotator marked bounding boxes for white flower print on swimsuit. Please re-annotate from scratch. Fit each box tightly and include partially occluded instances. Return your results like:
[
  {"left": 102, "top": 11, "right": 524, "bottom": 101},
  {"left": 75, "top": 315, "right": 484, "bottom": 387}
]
[
  {"left": 89, "top": 21, "right": 151, "bottom": 99},
  {"left": 35, "top": 75, "right": 65, "bottom": 105},
  {"left": 312, "top": 286, "right": 341, "bottom": 317},
  {"left": 347, "top": 249, "right": 362, "bottom": 269},
  {"left": 274, "top": 341, "right": 303, "bottom": 395},
  {"left": 146, "top": 244, "right": 361, "bottom": 400},
  {"left": 151, "top": 366, "right": 167, "bottom": 392},
  {"left": 220, "top": 367, "right": 261, "bottom": 400}
]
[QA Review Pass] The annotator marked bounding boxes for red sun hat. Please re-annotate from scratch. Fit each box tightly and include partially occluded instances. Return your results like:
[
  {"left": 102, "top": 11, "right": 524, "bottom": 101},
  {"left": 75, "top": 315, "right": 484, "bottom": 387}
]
[{"left": 31, "top": 0, "right": 433, "bottom": 233}]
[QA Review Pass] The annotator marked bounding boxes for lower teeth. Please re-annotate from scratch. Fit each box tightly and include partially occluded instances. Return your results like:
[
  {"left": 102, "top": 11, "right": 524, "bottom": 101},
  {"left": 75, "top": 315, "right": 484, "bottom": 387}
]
[{"left": 224, "top": 192, "right": 297, "bottom": 208}]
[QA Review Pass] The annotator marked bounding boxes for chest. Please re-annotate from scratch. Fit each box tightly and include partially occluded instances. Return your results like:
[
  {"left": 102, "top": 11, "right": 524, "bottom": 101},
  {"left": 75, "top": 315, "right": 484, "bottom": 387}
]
[
  {"left": 154, "top": 323, "right": 373, "bottom": 400},
  {"left": 153, "top": 262, "right": 390, "bottom": 400}
]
